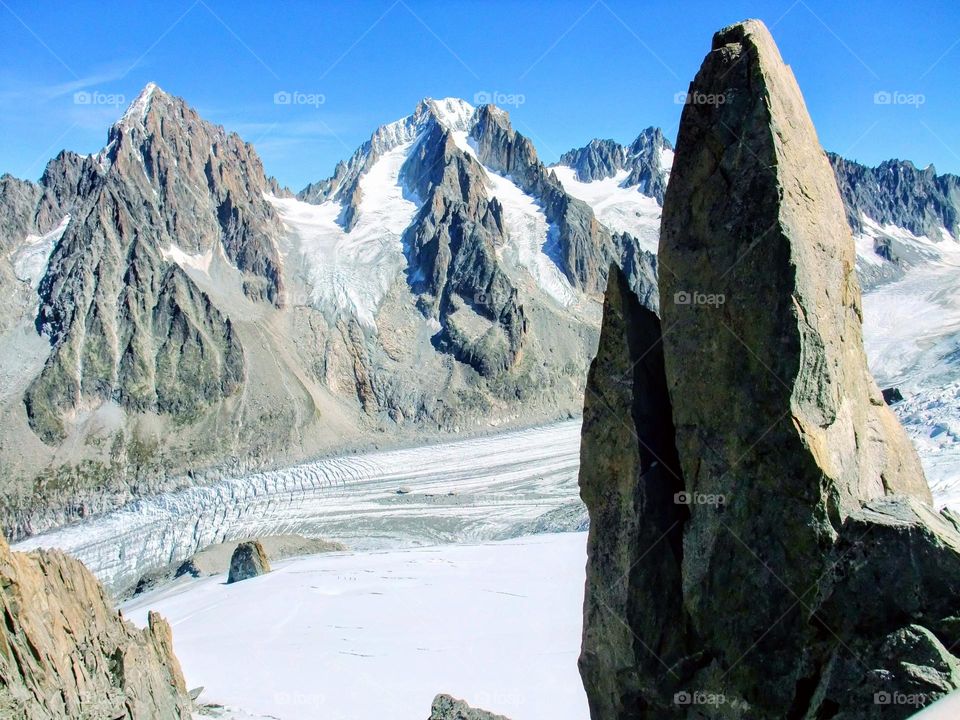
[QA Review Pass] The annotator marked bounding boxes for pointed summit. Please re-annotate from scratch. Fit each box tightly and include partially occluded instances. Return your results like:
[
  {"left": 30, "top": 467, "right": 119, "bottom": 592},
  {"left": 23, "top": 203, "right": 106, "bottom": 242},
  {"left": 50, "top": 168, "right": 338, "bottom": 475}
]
[{"left": 115, "top": 81, "right": 164, "bottom": 129}]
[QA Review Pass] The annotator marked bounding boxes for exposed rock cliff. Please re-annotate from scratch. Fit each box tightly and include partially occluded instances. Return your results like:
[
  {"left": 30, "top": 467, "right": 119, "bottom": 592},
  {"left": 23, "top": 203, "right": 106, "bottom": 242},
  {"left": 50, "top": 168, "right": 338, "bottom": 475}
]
[
  {"left": 829, "top": 153, "right": 960, "bottom": 239},
  {"left": 0, "top": 535, "right": 190, "bottom": 718},
  {"left": 579, "top": 18, "right": 960, "bottom": 719}
]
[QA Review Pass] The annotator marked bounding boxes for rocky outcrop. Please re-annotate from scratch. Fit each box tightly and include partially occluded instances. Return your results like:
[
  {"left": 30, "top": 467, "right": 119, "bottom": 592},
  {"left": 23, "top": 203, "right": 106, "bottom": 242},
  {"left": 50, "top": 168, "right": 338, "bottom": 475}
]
[
  {"left": 428, "top": 694, "right": 510, "bottom": 720},
  {"left": 579, "top": 18, "right": 959, "bottom": 720},
  {"left": 0, "top": 534, "right": 191, "bottom": 718},
  {"left": 402, "top": 120, "right": 527, "bottom": 377},
  {"left": 226, "top": 540, "right": 271, "bottom": 583},
  {"left": 579, "top": 265, "right": 688, "bottom": 720}
]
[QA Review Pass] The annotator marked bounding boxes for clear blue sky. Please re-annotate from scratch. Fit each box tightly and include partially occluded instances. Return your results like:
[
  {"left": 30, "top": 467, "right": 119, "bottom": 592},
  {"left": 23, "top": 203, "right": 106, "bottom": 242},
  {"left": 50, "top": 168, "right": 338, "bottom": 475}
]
[{"left": 2, "top": 0, "right": 959, "bottom": 190}]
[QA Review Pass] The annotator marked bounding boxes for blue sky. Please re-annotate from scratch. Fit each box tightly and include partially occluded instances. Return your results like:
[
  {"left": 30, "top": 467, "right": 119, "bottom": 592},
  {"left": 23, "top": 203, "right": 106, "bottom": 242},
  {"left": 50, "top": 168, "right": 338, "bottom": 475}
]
[{"left": 1, "top": 0, "right": 959, "bottom": 190}]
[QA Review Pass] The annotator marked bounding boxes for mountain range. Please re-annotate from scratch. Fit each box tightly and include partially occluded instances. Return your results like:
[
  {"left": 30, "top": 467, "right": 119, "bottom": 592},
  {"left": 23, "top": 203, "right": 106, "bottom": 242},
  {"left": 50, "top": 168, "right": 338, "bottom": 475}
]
[{"left": 0, "top": 84, "right": 957, "bottom": 539}]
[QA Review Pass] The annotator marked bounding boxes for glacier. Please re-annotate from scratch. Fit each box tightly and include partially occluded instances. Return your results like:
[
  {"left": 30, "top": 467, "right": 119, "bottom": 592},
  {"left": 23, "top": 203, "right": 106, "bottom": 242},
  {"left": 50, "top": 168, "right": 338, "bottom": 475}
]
[{"left": 14, "top": 421, "right": 584, "bottom": 595}]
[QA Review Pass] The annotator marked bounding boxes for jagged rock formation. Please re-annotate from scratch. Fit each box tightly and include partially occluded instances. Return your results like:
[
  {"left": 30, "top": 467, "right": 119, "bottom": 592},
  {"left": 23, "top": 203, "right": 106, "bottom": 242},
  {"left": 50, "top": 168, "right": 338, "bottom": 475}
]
[
  {"left": 470, "top": 106, "right": 627, "bottom": 296},
  {"left": 428, "top": 694, "right": 510, "bottom": 720},
  {"left": 15, "top": 83, "right": 285, "bottom": 444},
  {"left": 402, "top": 114, "right": 527, "bottom": 376},
  {"left": 0, "top": 534, "right": 191, "bottom": 717},
  {"left": 830, "top": 153, "right": 960, "bottom": 239},
  {"left": 556, "top": 128, "right": 673, "bottom": 203},
  {"left": 226, "top": 540, "right": 271, "bottom": 583},
  {"left": 580, "top": 18, "right": 960, "bottom": 719}
]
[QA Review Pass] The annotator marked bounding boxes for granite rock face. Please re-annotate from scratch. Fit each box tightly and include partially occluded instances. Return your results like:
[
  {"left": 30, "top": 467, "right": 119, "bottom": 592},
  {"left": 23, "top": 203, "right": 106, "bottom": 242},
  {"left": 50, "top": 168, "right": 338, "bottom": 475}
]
[
  {"left": 0, "top": 534, "right": 190, "bottom": 718},
  {"left": 579, "top": 18, "right": 959, "bottom": 720},
  {"left": 226, "top": 540, "right": 271, "bottom": 583},
  {"left": 428, "top": 694, "right": 511, "bottom": 720},
  {"left": 579, "top": 266, "right": 689, "bottom": 719}
]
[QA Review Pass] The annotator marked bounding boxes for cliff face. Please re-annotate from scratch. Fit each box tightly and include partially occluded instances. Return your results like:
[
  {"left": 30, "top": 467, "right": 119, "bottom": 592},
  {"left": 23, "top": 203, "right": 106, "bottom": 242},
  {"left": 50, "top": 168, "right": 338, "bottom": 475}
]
[
  {"left": 0, "top": 535, "right": 190, "bottom": 718},
  {"left": 579, "top": 19, "right": 960, "bottom": 720},
  {"left": 19, "top": 83, "right": 285, "bottom": 445}
]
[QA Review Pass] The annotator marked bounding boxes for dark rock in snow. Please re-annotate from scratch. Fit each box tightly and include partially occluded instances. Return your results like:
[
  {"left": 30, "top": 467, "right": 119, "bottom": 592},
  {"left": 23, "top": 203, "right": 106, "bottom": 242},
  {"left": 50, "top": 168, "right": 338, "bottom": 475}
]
[
  {"left": 227, "top": 540, "right": 271, "bottom": 584},
  {"left": 428, "top": 694, "right": 511, "bottom": 720},
  {"left": 883, "top": 387, "right": 905, "bottom": 405}
]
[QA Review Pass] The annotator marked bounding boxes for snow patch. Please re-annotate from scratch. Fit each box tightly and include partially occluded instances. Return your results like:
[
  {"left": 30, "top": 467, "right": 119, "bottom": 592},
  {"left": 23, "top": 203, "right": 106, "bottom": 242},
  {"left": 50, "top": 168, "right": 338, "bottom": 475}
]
[
  {"left": 160, "top": 244, "right": 214, "bottom": 275},
  {"left": 484, "top": 170, "right": 577, "bottom": 307},
  {"left": 659, "top": 146, "right": 675, "bottom": 174},
  {"left": 119, "top": 82, "right": 157, "bottom": 127},
  {"left": 13, "top": 215, "right": 70, "bottom": 286},
  {"left": 426, "top": 97, "right": 475, "bottom": 132}
]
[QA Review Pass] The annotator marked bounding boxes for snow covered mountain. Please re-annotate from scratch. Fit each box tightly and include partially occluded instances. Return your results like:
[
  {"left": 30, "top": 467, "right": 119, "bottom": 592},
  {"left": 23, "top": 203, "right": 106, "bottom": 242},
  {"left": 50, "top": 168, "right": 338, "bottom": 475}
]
[
  {"left": 0, "top": 87, "right": 657, "bottom": 539},
  {"left": 4, "top": 84, "right": 960, "bottom": 540}
]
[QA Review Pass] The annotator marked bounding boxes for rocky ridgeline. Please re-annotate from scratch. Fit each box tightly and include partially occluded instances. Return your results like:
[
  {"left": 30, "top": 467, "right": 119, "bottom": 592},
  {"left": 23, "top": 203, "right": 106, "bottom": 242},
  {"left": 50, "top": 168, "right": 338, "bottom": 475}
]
[
  {"left": 0, "top": 534, "right": 191, "bottom": 717},
  {"left": 556, "top": 128, "right": 673, "bottom": 203},
  {"left": 579, "top": 19, "right": 960, "bottom": 720},
  {"left": 829, "top": 153, "right": 960, "bottom": 240}
]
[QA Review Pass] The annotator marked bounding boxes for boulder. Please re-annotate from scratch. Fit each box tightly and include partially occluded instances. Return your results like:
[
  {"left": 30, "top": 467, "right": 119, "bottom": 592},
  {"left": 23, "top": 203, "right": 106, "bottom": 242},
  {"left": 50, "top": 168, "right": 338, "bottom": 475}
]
[
  {"left": 578, "top": 17, "right": 960, "bottom": 720},
  {"left": 226, "top": 540, "right": 271, "bottom": 584}
]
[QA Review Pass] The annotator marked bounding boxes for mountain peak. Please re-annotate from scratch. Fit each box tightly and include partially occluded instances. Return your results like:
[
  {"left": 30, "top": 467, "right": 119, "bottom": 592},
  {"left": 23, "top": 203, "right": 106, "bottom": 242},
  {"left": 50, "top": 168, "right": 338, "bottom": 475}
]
[
  {"left": 418, "top": 97, "right": 475, "bottom": 132},
  {"left": 117, "top": 82, "right": 164, "bottom": 127}
]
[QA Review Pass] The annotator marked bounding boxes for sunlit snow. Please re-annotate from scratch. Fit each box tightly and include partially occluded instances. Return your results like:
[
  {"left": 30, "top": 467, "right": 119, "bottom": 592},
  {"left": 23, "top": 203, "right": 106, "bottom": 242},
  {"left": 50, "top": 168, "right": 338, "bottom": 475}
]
[
  {"left": 124, "top": 533, "right": 589, "bottom": 720},
  {"left": 267, "top": 142, "right": 419, "bottom": 328}
]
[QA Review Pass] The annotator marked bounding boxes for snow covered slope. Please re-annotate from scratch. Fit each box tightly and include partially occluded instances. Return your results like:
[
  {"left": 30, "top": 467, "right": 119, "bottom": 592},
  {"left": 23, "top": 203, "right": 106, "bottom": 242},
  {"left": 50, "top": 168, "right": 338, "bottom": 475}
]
[
  {"left": 124, "top": 532, "right": 589, "bottom": 720},
  {"left": 551, "top": 166, "right": 661, "bottom": 254},
  {"left": 268, "top": 140, "right": 418, "bottom": 328}
]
